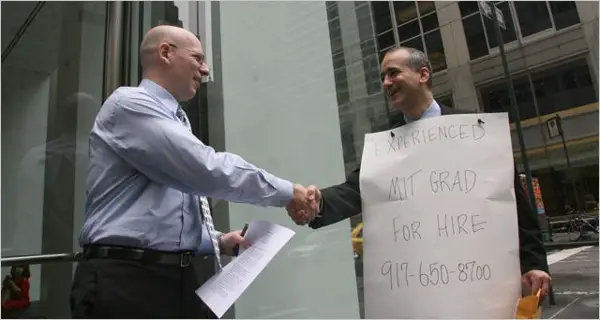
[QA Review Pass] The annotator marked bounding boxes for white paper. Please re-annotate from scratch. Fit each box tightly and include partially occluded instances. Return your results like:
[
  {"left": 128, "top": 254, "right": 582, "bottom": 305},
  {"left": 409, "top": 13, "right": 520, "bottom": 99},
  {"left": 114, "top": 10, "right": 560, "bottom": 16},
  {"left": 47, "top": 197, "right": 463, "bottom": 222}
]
[
  {"left": 360, "top": 113, "right": 522, "bottom": 318},
  {"left": 195, "top": 219, "right": 295, "bottom": 318}
]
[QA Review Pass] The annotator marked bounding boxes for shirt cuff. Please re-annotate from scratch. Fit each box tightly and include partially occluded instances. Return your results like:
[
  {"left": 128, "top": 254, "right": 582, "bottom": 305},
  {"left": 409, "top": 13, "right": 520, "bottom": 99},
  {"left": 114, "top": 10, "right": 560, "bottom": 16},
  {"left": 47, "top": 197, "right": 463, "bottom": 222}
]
[{"left": 266, "top": 176, "right": 294, "bottom": 207}]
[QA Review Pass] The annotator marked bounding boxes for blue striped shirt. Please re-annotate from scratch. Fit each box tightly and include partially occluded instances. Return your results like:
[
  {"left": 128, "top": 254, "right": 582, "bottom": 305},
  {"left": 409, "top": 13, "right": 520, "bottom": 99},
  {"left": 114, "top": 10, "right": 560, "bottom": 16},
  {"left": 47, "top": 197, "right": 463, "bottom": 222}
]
[{"left": 79, "top": 79, "right": 293, "bottom": 253}]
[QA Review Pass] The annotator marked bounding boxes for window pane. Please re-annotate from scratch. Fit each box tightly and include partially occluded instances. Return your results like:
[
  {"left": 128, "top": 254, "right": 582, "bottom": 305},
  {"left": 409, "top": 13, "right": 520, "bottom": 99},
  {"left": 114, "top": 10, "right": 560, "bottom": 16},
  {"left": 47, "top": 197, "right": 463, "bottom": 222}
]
[
  {"left": 417, "top": 1, "right": 435, "bottom": 16},
  {"left": 326, "top": 2, "right": 339, "bottom": 21},
  {"left": 339, "top": 117, "right": 357, "bottom": 163},
  {"left": 1, "top": 1, "right": 107, "bottom": 316},
  {"left": 458, "top": 1, "right": 480, "bottom": 17},
  {"left": 377, "top": 29, "right": 396, "bottom": 51},
  {"left": 512, "top": 76, "right": 536, "bottom": 121},
  {"left": 393, "top": 1, "right": 418, "bottom": 25},
  {"left": 356, "top": 4, "right": 374, "bottom": 43},
  {"left": 480, "top": 76, "right": 535, "bottom": 122},
  {"left": 514, "top": 1, "right": 552, "bottom": 37},
  {"left": 332, "top": 51, "right": 346, "bottom": 70},
  {"left": 334, "top": 68, "right": 350, "bottom": 105},
  {"left": 362, "top": 54, "right": 382, "bottom": 95},
  {"left": 360, "top": 39, "right": 377, "bottom": 59},
  {"left": 575, "top": 65, "right": 594, "bottom": 87},
  {"left": 371, "top": 1, "right": 392, "bottom": 34},
  {"left": 436, "top": 95, "right": 454, "bottom": 108},
  {"left": 531, "top": 60, "right": 596, "bottom": 116},
  {"left": 483, "top": 2, "right": 517, "bottom": 48},
  {"left": 400, "top": 35, "right": 424, "bottom": 53},
  {"left": 420, "top": 12, "right": 439, "bottom": 33},
  {"left": 463, "top": 14, "right": 489, "bottom": 59},
  {"left": 424, "top": 30, "right": 447, "bottom": 72},
  {"left": 397, "top": 19, "right": 420, "bottom": 41},
  {"left": 549, "top": 1, "right": 580, "bottom": 30},
  {"left": 329, "top": 18, "right": 343, "bottom": 54}
]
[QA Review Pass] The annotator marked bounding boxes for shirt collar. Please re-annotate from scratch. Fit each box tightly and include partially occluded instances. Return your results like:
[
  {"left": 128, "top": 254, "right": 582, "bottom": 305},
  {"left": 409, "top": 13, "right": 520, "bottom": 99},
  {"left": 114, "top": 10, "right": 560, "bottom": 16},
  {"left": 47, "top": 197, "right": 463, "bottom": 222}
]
[
  {"left": 139, "top": 79, "right": 180, "bottom": 113},
  {"left": 403, "top": 99, "right": 442, "bottom": 124}
]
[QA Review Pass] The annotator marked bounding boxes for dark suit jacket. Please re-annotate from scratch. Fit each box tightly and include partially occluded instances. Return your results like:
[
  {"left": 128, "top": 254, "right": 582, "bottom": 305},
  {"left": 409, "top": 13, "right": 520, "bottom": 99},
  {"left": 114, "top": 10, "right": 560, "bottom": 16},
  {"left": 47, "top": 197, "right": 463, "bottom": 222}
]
[{"left": 309, "top": 104, "right": 549, "bottom": 274}]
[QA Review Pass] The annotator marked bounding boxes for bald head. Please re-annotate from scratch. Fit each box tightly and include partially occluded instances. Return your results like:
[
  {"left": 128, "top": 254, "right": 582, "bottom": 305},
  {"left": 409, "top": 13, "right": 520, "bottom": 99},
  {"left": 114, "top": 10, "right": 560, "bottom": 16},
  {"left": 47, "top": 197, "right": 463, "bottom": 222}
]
[
  {"left": 140, "top": 25, "right": 197, "bottom": 70},
  {"left": 138, "top": 25, "right": 209, "bottom": 102}
]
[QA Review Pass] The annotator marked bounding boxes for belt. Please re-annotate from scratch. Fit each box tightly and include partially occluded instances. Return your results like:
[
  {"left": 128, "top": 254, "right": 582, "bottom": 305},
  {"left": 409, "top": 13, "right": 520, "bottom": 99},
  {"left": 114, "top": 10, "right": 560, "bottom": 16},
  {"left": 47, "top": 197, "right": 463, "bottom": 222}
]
[{"left": 83, "top": 245, "right": 196, "bottom": 267}]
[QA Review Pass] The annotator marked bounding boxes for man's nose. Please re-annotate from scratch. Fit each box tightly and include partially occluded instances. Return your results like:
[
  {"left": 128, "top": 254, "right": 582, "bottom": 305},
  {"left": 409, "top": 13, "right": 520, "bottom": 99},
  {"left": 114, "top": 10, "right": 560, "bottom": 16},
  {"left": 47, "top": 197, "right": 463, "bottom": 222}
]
[
  {"left": 199, "top": 62, "right": 210, "bottom": 76},
  {"left": 382, "top": 76, "right": 392, "bottom": 89}
]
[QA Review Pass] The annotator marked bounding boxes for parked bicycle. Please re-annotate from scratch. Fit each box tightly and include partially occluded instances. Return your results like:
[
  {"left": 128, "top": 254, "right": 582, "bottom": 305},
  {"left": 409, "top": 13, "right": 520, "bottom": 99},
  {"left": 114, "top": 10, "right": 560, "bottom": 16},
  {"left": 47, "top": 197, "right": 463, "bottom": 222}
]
[{"left": 564, "top": 212, "right": 599, "bottom": 241}]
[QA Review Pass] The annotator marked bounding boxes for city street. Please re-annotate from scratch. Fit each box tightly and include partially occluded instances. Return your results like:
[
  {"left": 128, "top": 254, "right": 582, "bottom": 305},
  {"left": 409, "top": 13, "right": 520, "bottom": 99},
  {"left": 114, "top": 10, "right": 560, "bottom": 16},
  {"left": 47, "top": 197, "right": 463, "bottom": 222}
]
[{"left": 542, "top": 246, "right": 599, "bottom": 319}]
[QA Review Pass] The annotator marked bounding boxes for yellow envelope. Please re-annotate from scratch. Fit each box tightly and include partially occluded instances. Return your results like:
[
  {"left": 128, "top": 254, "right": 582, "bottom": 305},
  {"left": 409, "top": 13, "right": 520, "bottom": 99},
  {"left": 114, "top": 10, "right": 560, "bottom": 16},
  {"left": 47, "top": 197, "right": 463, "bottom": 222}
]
[{"left": 515, "top": 289, "right": 542, "bottom": 319}]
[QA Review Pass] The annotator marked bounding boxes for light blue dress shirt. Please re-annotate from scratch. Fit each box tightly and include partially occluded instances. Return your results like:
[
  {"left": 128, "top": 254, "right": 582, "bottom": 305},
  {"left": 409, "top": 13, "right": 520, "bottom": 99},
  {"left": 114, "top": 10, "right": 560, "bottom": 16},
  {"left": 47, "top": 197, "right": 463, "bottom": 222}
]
[
  {"left": 403, "top": 99, "right": 442, "bottom": 124},
  {"left": 79, "top": 79, "right": 293, "bottom": 254}
]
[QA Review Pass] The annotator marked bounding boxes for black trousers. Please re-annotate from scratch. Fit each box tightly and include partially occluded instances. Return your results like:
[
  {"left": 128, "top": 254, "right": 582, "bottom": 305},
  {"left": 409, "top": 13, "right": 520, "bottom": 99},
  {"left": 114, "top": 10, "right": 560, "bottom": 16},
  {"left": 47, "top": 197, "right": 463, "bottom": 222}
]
[{"left": 70, "top": 258, "right": 214, "bottom": 318}]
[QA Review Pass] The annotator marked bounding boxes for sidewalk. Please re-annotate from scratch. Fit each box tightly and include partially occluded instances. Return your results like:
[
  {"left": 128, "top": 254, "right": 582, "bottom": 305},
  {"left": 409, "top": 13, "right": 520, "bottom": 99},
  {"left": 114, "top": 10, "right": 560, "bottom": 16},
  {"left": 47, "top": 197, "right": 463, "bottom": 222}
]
[{"left": 542, "top": 246, "right": 599, "bottom": 319}]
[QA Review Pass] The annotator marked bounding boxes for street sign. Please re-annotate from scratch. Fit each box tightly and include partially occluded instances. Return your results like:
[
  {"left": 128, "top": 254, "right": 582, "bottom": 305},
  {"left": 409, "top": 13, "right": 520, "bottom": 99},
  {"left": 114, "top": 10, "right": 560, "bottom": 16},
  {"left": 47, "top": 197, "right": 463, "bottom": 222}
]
[
  {"left": 479, "top": 1, "right": 492, "bottom": 18},
  {"left": 479, "top": 1, "right": 506, "bottom": 30},
  {"left": 546, "top": 116, "right": 562, "bottom": 138}
]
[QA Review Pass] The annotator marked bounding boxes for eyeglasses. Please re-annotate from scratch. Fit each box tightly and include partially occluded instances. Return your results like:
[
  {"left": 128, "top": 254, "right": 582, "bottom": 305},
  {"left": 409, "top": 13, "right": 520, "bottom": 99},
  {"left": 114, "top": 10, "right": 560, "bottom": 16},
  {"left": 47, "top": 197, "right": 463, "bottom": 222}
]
[{"left": 166, "top": 42, "right": 206, "bottom": 66}]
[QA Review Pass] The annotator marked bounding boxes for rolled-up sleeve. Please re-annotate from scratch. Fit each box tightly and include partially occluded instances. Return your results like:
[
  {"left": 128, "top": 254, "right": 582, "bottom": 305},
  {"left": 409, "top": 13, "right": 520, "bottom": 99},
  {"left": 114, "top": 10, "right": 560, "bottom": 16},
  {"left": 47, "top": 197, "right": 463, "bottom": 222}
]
[{"left": 94, "top": 93, "right": 293, "bottom": 207}]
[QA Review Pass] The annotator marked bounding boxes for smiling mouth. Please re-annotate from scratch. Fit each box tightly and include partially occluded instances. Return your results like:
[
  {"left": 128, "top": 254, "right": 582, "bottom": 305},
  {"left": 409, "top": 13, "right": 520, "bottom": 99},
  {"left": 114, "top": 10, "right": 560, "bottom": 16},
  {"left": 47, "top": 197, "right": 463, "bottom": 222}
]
[
  {"left": 387, "top": 87, "right": 401, "bottom": 98},
  {"left": 193, "top": 76, "right": 201, "bottom": 87}
]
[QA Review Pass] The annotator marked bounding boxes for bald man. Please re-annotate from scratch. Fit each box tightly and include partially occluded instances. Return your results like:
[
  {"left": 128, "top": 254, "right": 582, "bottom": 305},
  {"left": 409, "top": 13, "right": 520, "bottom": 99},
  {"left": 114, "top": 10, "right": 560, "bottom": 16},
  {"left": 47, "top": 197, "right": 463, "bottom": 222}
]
[{"left": 70, "top": 25, "right": 318, "bottom": 318}]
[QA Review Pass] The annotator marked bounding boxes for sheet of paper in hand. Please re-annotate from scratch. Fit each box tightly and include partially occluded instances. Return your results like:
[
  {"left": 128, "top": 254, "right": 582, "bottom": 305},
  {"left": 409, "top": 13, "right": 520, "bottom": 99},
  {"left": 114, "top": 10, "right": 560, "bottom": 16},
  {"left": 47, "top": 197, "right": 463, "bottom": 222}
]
[{"left": 360, "top": 113, "right": 521, "bottom": 318}]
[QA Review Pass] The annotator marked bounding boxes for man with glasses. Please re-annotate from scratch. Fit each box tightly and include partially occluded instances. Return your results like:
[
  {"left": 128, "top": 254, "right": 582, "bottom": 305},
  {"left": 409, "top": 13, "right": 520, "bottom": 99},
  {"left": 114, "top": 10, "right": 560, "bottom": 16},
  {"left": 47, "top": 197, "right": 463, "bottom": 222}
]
[{"left": 70, "top": 25, "right": 318, "bottom": 318}]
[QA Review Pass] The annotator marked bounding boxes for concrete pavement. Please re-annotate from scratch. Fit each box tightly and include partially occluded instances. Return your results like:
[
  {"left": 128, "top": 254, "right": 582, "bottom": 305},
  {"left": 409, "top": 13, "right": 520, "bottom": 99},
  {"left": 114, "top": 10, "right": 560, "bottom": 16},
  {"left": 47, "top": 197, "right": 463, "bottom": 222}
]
[{"left": 542, "top": 246, "right": 599, "bottom": 319}]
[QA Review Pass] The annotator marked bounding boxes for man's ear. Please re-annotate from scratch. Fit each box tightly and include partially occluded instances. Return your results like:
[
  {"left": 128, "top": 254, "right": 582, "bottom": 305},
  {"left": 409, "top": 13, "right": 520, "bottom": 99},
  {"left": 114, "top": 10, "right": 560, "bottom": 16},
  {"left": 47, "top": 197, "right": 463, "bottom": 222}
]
[
  {"left": 419, "top": 67, "right": 430, "bottom": 86},
  {"left": 158, "top": 42, "right": 172, "bottom": 64}
]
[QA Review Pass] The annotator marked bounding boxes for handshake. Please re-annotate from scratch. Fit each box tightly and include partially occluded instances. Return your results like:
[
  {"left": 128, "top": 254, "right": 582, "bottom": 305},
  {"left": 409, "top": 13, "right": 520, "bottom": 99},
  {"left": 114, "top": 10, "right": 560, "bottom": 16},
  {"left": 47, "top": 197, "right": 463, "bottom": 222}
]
[{"left": 286, "top": 184, "right": 322, "bottom": 225}]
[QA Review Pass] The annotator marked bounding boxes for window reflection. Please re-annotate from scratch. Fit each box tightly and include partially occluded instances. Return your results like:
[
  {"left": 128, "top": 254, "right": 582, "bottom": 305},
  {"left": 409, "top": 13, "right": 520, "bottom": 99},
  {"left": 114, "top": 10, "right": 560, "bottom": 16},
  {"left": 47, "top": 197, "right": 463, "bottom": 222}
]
[
  {"left": 417, "top": 1, "right": 436, "bottom": 16},
  {"left": 356, "top": 4, "right": 374, "bottom": 43},
  {"left": 334, "top": 68, "right": 350, "bottom": 105},
  {"left": 329, "top": 18, "right": 343, "bottom": 54},
  {"left": 531, "top": 59, "right": 596, "bottom": 115},
  {"left": 397, "top": 19, "right": 420, "bottom": 40},
  {"left": 514, "top": 2, "right": 552, "bottom": 37},
  {"left": 425, "top": 30, "right": 446, "bottom": 72},
  {"left": 360, "top": 39, "right": 377, "bottom": 59},
  {"left": 549, "top": 1, "right": 580, "bottom": 30},
  {"left": 377, "top": 29, "right": 395, "bottom": 51},
  {"left": 393, "top": 1, "right": 418, "bottom": 25},
  {"left": 463, "top": 13, "right": 489, "bottom": 60},
  {"left": 420, "top": 12, "right": 439, "bottom": 33},
  {"left": 458, "top": 1, "right": 581, "bottom": 60},
  {"left": 458, "top": 1, "right": 480, "bottom": 16},
  {"left": 479, "top": 59, "right": 596, "bottom": 121},
  {"left": 326, "top": 2, "right": 339, "bottom": 21},
  {"left": 371, "top": 1, "right": 447, "bottom": 72},
  {"left": 1, "top": 1, "right": 107, "bottom": 317},
  {"left": 400, "top": 36, "right": 424, "bottom": 53},
  {"left": 372, "top": 1, "right": 392, "bottom": 34},
  {"left": 436, "top": 95, "right": 454, "bottom": 108}
]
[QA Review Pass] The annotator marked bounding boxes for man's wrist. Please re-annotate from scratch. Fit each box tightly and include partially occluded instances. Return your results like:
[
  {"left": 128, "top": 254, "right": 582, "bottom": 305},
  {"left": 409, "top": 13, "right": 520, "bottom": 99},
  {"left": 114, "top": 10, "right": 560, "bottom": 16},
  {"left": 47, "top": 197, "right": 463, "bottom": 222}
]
[
  {"left": 315, "top": 192, "right": 324, "bottom": 218},
  {"left": 216, "top": 231, "right": 224, "bottom": 253}
]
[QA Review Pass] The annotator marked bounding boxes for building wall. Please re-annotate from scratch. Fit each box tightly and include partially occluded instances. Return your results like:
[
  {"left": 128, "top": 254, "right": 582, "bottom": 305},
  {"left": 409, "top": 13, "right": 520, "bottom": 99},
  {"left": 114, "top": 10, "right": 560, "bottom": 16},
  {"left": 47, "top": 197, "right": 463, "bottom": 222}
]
[
  {"left": 215, "top": 1, "right": 361, "bottom": 318},
  {"left": 351, "top": 1, "right": 598, "bottom": 165}
]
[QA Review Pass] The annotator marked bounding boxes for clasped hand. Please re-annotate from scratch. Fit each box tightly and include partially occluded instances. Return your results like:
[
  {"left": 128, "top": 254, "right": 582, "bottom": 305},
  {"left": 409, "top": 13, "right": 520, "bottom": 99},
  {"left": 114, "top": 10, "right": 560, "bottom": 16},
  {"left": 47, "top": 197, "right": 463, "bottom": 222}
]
[{"left": 286, "top": 184, "right": 321, "bottom": 225}]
